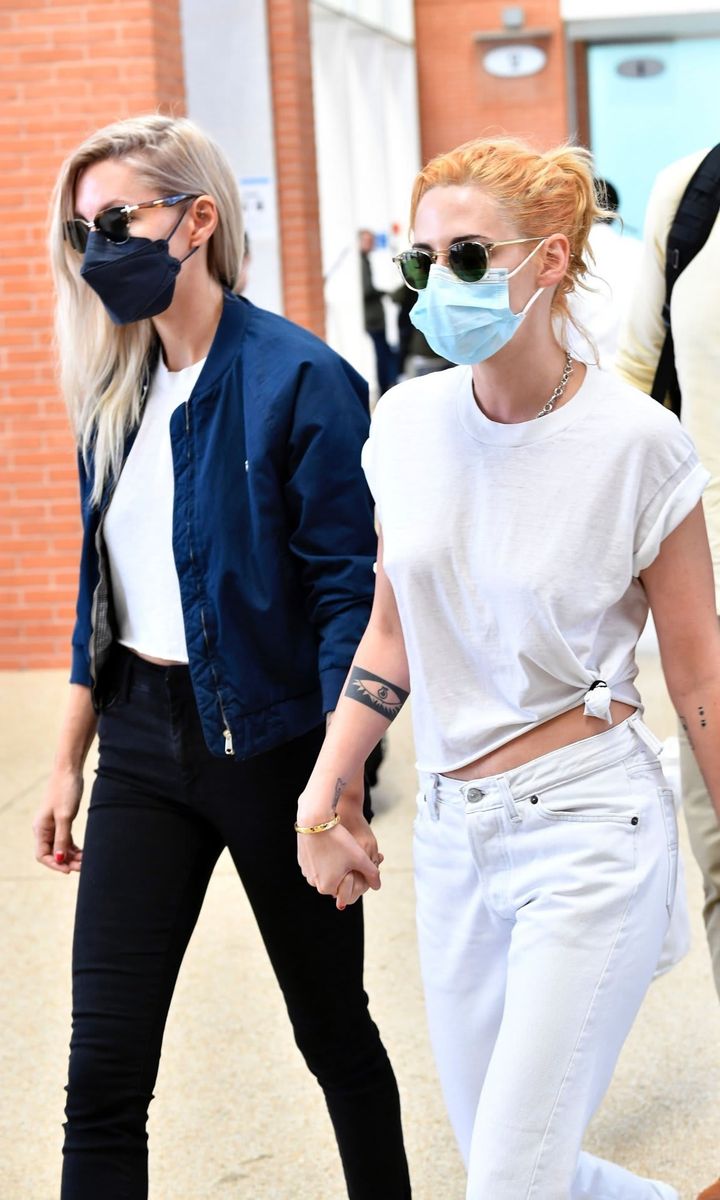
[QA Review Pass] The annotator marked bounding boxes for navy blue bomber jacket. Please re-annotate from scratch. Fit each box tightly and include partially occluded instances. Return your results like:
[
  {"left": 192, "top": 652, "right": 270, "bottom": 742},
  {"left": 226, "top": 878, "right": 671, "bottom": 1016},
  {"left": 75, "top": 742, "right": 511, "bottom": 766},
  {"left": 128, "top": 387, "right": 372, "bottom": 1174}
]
[{"left": 70, "top": 291, "right": 377, "bottom": 760}]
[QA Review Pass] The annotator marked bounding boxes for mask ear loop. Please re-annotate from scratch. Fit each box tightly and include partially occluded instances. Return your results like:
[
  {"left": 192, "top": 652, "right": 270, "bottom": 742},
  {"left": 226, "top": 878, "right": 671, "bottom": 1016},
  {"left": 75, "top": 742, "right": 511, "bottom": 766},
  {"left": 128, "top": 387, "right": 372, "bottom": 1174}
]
[
  {"left": 508, "top": 238, "right": 550, "bottom": 317},
  {"left": 505, "top": 237, "right": 547, "bottom": 279},
  {"left": 519, "top": 286, "right": 546, "bottom": 317},
  {"left": 467, "top": 237, "right": 548, "bottom": 288},
  {"left": 164, "top": 203, "right": 201, "bottom": 265}
]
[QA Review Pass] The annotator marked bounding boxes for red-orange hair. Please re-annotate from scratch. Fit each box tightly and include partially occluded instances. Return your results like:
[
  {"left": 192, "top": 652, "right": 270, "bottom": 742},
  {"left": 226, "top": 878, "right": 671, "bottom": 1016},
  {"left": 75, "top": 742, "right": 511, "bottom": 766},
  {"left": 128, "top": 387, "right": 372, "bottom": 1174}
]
[{"left": 410, "top": 136, "right": 607, "bottom": 324}]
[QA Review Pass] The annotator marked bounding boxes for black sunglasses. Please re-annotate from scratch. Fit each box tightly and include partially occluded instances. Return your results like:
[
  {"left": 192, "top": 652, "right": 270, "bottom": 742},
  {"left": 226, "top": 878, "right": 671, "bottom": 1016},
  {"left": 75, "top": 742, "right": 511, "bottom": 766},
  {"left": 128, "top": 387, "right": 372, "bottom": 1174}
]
[
  {"left": 393, "top": 236, "right": 546, "bottom": 291},
  {"left": 64, "top": 193, "right": 200, "bottom": 254}
]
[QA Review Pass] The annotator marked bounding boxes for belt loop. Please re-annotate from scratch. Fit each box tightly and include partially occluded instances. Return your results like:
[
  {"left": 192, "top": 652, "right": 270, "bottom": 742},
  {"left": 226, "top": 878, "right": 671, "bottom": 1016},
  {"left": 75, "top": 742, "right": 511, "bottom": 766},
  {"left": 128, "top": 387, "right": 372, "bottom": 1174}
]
[
  {"left": 628, "top": 712, "right": 664, "bottom": 755},
  {"left": 499, "top": 777, "right": 522, "bottom": 825},
  {"left": 426, "top": 773, "right": 440, "bottom": 822}
]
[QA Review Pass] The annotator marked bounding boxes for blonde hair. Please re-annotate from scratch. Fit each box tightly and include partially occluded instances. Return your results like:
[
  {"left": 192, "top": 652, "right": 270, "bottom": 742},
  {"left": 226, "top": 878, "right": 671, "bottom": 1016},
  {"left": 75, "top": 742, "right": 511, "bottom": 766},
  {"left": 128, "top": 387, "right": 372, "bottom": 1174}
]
[
  {"left": 410, "top": 136, "right": 607, "bottom": 335},
  {"left": 49, "top": 115, "right": 245, "bottom": 506}
]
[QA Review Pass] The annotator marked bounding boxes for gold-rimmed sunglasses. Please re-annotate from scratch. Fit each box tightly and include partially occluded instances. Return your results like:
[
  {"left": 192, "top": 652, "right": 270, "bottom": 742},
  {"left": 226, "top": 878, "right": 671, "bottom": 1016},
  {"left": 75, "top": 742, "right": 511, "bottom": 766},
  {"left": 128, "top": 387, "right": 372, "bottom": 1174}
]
[
  {"left": 393, "top": 236, "right": 548, "bottom": 291},
  {"left": 64, "top": 193, "right": 201, "bottom": 254}
]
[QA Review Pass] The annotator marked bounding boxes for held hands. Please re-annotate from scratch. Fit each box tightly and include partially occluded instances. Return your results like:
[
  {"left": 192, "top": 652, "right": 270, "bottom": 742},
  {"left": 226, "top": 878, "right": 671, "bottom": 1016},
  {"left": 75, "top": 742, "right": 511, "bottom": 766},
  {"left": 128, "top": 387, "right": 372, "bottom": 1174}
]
[
  {"left": 334, "top": 797, "right": 384, "bottom": 910},
  {"left": 32, "top": 767, "right": 84, "bottom": 874},
  {"left": 337, "top": 794, "right": 384, "bottom": 871},
  {"left": 297, "top": 785, "right": 383, "bottom": 911}
]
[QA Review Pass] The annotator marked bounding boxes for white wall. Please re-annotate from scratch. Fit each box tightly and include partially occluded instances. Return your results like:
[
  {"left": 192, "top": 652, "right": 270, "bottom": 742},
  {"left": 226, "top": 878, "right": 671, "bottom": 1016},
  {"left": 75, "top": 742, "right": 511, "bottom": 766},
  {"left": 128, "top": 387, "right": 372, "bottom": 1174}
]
[
  {"left": 562, "top": 0, "right": 720, "bottom": 37},
  {"left": 180, "top": 0, "right": 282, "bottom": 314},
  {"left": 562, "top": 0, "right": 720, "bottom": 16},
  {"left": 180, "top": 0, "right": 420, "bottom": 373},
  {"left": 311, "top": 2, "right": 421, "bottom": 386},
  {"left": 314, "top": 0, "right": 414, "bottom": 41}
]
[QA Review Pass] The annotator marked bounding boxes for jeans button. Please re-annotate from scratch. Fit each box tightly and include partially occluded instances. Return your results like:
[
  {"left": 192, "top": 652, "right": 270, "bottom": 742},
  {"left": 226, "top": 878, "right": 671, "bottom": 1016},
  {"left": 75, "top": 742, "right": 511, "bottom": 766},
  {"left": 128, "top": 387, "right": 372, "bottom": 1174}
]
[
  {"left": 530, "top": 795, "right": 539, "bottom": 804},
  {"left": 467, "top": 787, "right": 483, "bottom": 802}
]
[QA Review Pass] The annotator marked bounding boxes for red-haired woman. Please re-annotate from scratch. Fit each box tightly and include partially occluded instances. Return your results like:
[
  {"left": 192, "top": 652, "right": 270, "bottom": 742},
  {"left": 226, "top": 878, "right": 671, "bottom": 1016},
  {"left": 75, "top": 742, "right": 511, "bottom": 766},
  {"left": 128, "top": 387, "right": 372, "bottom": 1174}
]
[{"left": 295, "top": 136, "right": 719, "bottom": 1199}]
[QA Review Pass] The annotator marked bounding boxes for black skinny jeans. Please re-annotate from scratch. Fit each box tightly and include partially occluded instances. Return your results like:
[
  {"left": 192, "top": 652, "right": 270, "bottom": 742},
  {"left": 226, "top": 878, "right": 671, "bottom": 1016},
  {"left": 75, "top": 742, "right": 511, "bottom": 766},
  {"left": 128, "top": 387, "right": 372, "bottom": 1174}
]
[{"left": 62, "top": 648, "right": 411, "bottom": 1199}]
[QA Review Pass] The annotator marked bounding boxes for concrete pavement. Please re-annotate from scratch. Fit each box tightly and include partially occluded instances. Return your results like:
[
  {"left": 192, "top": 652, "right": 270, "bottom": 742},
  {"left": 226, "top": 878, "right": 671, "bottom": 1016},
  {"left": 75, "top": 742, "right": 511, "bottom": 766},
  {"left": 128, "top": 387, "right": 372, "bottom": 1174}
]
[{"left": 2, "top": 654, "right": 719, "bottom": 1199}]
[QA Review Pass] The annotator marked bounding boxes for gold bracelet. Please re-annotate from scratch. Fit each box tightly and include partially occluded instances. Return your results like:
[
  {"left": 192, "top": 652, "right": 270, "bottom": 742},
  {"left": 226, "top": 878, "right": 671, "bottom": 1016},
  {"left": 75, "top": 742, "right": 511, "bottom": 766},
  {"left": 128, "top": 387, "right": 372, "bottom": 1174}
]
[{"left": 294, "top": 814, "right": 340, "bottom": 834}]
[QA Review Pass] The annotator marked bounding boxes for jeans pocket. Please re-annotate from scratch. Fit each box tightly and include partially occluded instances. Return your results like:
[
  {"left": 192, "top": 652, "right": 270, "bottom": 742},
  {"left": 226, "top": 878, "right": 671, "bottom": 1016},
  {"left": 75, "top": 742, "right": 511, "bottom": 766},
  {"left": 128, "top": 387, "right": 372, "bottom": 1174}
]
[
  {"left": 534, "top": 799, "right": 639, "bottom": 825},
  {"left": 658, "top": 787, "right": 679, "bottom": 913},
  {"left": 532, "top": 763, "right": 640, "bottom": 825}
]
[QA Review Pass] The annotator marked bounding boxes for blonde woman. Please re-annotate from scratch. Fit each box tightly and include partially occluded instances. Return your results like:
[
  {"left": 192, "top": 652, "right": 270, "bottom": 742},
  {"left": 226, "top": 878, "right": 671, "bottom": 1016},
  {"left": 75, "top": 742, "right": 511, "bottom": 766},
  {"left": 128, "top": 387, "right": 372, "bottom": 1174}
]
[
  {"left": 295, "top": 137, "right": 720, "bottom": 1199},
  {"left": 33, "top": 115, "right": 410, "bottom": 1199}
]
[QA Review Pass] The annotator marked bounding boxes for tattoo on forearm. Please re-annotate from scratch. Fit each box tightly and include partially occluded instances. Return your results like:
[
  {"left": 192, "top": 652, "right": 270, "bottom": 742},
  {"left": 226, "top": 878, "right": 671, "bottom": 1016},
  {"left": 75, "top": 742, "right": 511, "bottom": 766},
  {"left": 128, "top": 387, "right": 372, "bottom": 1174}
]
[
  {"left": 699, "top": 705, "right": 708, "bottom": 728},
  {"left": 345, "top": 666, "right": 409, "bottom": 721},
  {"left": 332, "top": 777, "right": 346, "bottom": 812}
]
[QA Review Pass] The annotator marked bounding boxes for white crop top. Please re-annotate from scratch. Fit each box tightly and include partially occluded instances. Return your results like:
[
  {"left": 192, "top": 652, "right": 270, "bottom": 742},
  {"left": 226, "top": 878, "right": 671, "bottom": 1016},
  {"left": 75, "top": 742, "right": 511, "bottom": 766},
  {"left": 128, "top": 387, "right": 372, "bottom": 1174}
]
[
  {"left": 362, "top": 364, "right": 709, "bottom": 773},
  {"left": 104, "top": 355, "right": 206, "bottom": 663}
]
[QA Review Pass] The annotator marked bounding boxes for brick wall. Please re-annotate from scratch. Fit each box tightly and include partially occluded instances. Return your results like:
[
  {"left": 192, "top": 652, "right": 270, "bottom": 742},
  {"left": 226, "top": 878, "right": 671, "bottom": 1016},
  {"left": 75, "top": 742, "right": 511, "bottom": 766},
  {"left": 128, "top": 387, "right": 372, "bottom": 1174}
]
[
  {"left": 0, "top": 1, "right": 185, "bottom": 670},
  {"left": 414, "top": 0, "right": 567, "bottom": 163},
  {"left": 8, "top": 1, "right": 556, "bottom": 669},
  {"left": 266, "top": 0, "right": 325, "bottom": 338}
]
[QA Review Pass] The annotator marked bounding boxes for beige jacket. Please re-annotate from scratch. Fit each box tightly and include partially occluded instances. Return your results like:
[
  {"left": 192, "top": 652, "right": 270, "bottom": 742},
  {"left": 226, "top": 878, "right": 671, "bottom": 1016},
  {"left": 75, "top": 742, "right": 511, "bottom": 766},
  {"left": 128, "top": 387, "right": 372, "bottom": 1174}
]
[{"left": 615, "top": 150, "right": 720, "bottom": 607}]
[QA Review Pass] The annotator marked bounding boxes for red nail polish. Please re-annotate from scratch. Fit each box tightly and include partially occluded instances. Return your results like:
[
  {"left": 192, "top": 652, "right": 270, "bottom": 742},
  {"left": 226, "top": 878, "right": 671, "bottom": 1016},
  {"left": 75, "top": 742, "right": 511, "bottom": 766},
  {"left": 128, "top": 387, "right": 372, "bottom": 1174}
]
[{"left": 55, "top": 851, "right": 65, "bottom": 864}]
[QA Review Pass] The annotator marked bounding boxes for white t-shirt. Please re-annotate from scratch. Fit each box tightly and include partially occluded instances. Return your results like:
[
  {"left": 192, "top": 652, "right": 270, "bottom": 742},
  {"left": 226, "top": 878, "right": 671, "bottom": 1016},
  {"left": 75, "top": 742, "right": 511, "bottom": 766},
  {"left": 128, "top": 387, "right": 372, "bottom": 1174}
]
[
  {"left": 104, "top": 356, "right": 207, "bottom": 663},
  {"left": 362, "top": 363, "right": 708, "bottom": 773}
]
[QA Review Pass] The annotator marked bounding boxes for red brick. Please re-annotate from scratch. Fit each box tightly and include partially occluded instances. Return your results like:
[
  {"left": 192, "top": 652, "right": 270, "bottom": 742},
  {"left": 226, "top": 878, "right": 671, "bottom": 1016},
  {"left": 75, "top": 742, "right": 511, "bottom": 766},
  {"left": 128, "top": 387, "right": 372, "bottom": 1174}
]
[
  {"left": 266, "top": 0, "right": 324, "bottom": 338},
  {"left": 415, "top": 0, "right": 567, "bottom": 161},
  {"left": 1, "top": 0, "right": 186, "bottom": 668}
]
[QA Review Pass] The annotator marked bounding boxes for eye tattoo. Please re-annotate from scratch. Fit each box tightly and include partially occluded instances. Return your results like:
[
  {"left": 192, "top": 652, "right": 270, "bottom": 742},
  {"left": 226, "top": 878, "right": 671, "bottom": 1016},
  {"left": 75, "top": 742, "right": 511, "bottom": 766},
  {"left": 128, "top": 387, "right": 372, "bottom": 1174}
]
[{"left": 345, "top": 666, "right": 409, "bottom": 721}]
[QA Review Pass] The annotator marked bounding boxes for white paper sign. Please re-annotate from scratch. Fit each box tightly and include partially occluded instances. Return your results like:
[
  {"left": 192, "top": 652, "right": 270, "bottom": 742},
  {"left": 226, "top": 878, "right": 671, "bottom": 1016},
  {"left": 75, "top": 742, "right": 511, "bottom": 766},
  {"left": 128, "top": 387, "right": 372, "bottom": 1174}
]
[{"left": 240, "top": 176, "right": 277, "bottom": 240}]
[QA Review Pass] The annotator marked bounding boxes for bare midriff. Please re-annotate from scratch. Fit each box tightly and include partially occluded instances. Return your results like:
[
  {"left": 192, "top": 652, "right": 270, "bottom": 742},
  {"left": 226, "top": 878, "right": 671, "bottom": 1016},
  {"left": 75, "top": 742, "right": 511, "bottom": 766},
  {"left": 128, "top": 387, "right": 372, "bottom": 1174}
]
[{"left": 443, "top": 700, "right": 636, "bottom": 781}]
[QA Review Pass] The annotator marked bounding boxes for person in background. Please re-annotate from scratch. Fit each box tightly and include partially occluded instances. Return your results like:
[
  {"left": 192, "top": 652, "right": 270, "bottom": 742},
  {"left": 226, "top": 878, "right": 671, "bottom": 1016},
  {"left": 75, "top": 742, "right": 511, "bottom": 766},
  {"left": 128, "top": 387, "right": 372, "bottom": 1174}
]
[
  {"left": 615, "top": 148, "right": 720, "bottom": 1200},
  {"left": 33, "top": 114, "right": 410, "bottom": 1200},
  {"left": 393, "top": 284, "right": 451, "bottom": 379},
  {"left": 294, "top": 135, "right": 720, "bottom": 1200},
  {"left": 566, "top": 178, "right": 643, "bottom": 368},
  {"left": 393, "top": 281, "right": 415, "bottom": 378},
  {"left": 359, "top": 228, "right": 398, "bottom": 393}
]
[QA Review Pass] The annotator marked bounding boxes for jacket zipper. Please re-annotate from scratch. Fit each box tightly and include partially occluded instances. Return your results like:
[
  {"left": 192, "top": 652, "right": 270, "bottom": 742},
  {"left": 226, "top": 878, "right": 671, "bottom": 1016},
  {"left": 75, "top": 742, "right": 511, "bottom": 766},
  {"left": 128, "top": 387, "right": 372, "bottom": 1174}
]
[
  {"left": 201, "top": 605, "right": 234, "bottom": 756},
  {"left": 185, "top": 400, "right": 235, "bottom": 756}
]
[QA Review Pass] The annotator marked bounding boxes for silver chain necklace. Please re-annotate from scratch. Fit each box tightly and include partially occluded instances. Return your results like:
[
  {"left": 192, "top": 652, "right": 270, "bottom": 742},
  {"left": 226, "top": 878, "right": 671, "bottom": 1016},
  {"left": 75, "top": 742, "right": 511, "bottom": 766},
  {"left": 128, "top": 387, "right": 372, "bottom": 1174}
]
[{"left": 535, "top": 351, "right": 574, "bottom": 419}]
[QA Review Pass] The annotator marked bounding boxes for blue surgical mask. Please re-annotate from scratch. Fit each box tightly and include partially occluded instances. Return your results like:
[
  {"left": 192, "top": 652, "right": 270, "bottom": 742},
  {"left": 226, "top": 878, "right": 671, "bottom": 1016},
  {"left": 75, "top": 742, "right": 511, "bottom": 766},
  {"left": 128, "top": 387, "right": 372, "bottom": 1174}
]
[
  {"left": 80, "top": 209, "right": 197, "bottom": 326},
  {"left": 409, "top": 242, "right": 547, "bottom": 365}
]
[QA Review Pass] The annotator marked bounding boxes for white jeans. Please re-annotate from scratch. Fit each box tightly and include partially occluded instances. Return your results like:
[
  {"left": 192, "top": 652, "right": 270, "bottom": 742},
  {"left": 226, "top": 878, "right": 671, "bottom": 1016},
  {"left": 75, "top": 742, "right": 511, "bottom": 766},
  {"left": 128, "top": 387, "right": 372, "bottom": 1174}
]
[{"left": 414, "top": 714, "right": 679, "bottom": 1200}]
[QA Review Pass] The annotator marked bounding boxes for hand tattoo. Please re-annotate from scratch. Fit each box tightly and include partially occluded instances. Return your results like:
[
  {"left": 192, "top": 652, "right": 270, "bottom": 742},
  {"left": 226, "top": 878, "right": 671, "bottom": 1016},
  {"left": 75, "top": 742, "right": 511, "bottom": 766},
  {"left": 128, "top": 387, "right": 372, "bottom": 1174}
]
[{"left": 345, "top": 667, "right": 409, "bottom": 721}]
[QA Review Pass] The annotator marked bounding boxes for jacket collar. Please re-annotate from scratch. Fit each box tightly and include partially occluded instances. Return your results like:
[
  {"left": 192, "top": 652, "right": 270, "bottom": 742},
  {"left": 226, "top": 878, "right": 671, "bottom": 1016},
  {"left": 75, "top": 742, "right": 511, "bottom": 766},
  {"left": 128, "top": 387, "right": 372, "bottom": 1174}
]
[
  {"left": 191, "top": 289, "right": 252, "bottom": 395},
  {"left": 99, "top": 291, "right": 250, "bottom": 512}
]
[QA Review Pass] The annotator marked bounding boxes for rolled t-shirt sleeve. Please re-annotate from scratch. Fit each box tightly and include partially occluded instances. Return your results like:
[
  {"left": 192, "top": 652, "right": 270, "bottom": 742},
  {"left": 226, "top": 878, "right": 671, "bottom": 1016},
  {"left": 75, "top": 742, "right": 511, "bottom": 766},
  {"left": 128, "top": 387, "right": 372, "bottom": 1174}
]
[
  {"left": 633, "top": 422, "right": 710, "bottom": 574},
  {"left": 361, "top": 410, "right": 383, "bottom": 520}
]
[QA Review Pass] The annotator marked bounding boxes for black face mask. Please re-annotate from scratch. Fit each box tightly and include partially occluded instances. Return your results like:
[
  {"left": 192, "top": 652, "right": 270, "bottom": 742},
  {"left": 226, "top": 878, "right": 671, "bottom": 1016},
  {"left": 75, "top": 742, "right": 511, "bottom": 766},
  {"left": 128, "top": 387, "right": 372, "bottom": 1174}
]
[{"left": 79, "top": 210, "right": 197, "bottom": 325}]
